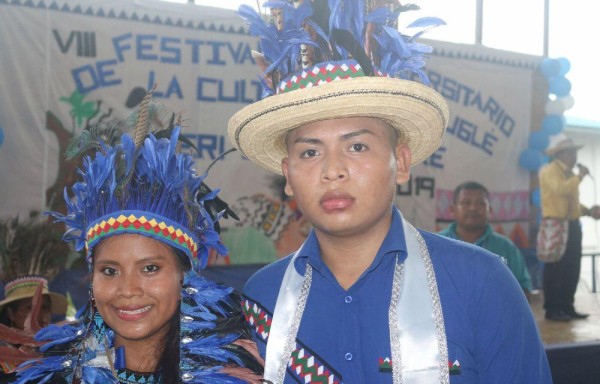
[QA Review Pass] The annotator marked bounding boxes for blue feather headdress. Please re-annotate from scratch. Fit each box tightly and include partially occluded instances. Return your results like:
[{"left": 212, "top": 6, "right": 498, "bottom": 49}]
[
  {"left": 238, "top": 0, "right": 445, "bottom": 97},
  {"left": 49, "top": 90, "right": 227, "bottom": 271}
]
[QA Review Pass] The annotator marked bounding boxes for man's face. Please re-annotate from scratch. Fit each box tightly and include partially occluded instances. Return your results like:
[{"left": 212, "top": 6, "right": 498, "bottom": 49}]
[
  {"left": 451, "top": 188, "right": 490, "bottom": 232},
  {"left": 555, "top": 148, "right": 577, "bottom": 170},
  {"left": 281, "top": 116, "right": 410, "bottom": 238},
  {"left": 7, "top": 296, "right": 52, "bottom": 330}
]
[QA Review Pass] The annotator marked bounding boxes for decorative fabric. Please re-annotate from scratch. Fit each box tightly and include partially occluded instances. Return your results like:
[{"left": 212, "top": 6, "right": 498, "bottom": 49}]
[
  {"left": 536, "top": 217, "right": 569, "bottom": 263},
  {"left": 277, "top": 61, "right": 390, "bottom": 94},
  {"left": 263, "top": 216, "right": 448, "bottom": 384},
  {"left": 4, "top": 276, "right": 49, "bottom": 297},
  {"left": 116, "top": 368, "right": 160, "bottom": 384},
  {"left": 86, "top": 211, "right": 199, "bottom": 260},
  {"left": 288, "top": 344, "right": 343, "bottom": 384},
  {"left": 242, "top": 297, "right": 272, "bottom": 342}
]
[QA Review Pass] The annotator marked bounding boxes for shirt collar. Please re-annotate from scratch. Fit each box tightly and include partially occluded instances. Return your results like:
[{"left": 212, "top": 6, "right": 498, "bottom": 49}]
[
  {"left": 293, "top": 207, "right": 408, "bottom": 275},
  {"left": 444, "top": 222, "right": 493, "bottom": 246}
]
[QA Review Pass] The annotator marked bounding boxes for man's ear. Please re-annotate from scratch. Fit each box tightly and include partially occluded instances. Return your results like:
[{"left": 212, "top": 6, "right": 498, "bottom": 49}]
[
  {"left": 281, "top": 158, "right": 294, "bottom": 197},
  {"left": 449, "top": 203, "right": 457, "bottom": 217},
  {"left": 395, "top": 144, "right": 411, "bottom": 185}
]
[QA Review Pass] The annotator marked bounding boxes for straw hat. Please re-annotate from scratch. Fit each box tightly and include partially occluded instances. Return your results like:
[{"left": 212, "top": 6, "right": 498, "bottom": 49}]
[
  {"left": 228, "top": 3, "right": 449, "bottom": 175},
  {"left": 545, "top": 133, "right": 583, "bottom": 156},
  {"left": 0, "top": 276, "right": 67, "bottom": 315},
  {"left": 229, "top": 76, "right": 448, "bottom": 174}
]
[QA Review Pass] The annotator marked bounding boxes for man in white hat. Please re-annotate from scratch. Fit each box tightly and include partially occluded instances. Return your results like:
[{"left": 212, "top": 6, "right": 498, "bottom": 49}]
[
  {"left": 539, "top": 133, "right": 600, "bottom": 321},
  {"left": 230, "top": 2, "right": 551, "bottom": 383}
]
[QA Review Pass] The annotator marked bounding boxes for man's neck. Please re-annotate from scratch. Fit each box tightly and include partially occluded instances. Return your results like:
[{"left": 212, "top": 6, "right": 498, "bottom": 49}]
[
  {"left": 455, "top": 225, "right": 486, "bottom": 244},
  {"left": 315, "top": 214, "right": 392, "bottom": 290}
]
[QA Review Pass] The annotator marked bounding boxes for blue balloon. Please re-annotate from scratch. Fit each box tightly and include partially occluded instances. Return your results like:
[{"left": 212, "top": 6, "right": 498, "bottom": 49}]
[
  {"left": 540, "top": 58, "right": 560, "bottom": 78},
  {"left": 549, "top": 76, "right": 572, "bottom": 97},
  {"left": 519, "top": 149, "right": 545, "bottom": 171},
  {"left": 0, "top": 127, "right": 3, "bottom": 149},
  {"left": 528, "top": 130, "right": 550, "bottom": 151},
  {"left": 541, "top": 114, "right": 565, "bottom": 135},
  {"left": 531, "top": 187, "right": 541, "bottom": 208},
  {"left": 558, "top": 57, "right": 571, "bottom": 76}
]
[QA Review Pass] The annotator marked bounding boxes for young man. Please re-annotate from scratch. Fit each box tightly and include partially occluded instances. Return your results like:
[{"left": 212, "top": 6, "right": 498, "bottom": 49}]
[
  {"left": 439, "top": 181, "right": 533, "bottom": 298},
  {"left": 229, "top": 2, "right": 551, "bottom": 383}
]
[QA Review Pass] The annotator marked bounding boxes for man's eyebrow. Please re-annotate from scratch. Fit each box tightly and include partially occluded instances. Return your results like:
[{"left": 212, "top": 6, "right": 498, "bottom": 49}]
[
  {"left": 291, "top": 129, "right": 374, "bottom": 145},
  {"left": 341, "top": 129, "right": 374, "bottom": 140},
  {"left": 291, "top": 137, "right": 322, "bottom": 145}
]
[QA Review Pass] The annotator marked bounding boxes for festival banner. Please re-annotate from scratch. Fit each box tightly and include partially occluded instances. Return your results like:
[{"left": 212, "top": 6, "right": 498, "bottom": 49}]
[{"left": 0, "top": 0, "right": 543, "bottom": 265}]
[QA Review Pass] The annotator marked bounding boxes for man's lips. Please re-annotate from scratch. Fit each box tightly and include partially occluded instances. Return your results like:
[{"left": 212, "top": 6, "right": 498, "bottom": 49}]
[{"left": 320, "top": 191, "right": 354, "bottom": 211}]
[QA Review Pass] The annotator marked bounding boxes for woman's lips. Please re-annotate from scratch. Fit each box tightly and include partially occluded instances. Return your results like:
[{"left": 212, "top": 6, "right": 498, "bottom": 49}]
[{"left": 114, "top": 305, "right": 151, "bottom": 321}]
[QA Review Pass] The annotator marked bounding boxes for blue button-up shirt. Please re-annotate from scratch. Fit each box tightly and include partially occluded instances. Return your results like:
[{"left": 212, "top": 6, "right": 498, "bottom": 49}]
[{"left": 243, "top": 208, "right": 551, "bottom": 383}]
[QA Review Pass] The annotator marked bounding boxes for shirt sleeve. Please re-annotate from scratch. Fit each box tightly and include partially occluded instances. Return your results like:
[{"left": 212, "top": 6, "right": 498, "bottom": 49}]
[
  {"left": 540, "top": 162, "right": 581, "bottom": 197},
  {"left": 504, "top": 243, "right": 533, "bottom": 291}
]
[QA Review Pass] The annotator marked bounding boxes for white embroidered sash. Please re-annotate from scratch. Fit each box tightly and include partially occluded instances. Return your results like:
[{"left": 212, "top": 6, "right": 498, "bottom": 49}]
[{"left": 263, "top": 216, "right": 449, "bottom": 384}]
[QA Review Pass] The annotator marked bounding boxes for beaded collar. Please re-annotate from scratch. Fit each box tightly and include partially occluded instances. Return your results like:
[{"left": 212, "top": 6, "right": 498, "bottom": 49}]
[{"left": 116, "top": 368, "right": 160, "bottom": 384}]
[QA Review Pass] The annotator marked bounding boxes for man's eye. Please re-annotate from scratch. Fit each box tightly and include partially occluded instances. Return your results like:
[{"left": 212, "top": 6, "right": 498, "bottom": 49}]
[
  {"left": 350, "top": 143, "right": 366, "bottom": 152},
  {"left": 300, "top": 149, "right": 318, "bottom": 158},
  {"left": 142, "top": 265, "right": 159, "bottom": 273}
]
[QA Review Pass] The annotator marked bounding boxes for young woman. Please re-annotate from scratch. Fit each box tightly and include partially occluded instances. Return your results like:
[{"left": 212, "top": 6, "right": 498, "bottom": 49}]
[{"left": 15, "top": 94, "right": 263, "bottom": 383}]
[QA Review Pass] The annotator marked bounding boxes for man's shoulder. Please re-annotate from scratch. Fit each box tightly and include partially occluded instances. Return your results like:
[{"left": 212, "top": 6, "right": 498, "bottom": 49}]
[
  {"left": 436, "top": 223, "right": 456, "bottom": 238},
  {"left": 243, "top": 254, "right": 294, "bottom": 300},
  {"left": 486, "top": 229, "right": 519, "bottom": 248},
  {"left": 419, "top": 229, "right": 504, "bottom": 267}
]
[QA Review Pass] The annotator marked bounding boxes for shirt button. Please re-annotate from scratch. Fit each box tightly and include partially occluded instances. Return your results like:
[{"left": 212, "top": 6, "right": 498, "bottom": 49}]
[
  {"left": 345, "top": 352, "right": 353, "bottom": 361},
  {"left": 344, "top": 296, "right": 352, "bottom": 303}
]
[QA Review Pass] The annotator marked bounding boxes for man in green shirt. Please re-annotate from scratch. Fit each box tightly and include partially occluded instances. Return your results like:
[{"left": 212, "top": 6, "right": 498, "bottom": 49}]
[{"left": 439, "top": 181, "right": 532, "bottom": 299}]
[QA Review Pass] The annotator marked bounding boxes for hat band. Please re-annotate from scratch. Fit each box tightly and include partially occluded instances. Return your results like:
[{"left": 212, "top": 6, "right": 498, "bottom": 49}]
[
  {"left": 5, "top": 276, "right": 49, "bottom": 297},
  {"left": 277, "top": 60, "right": 388, "bottom": 94},
  {"left": 86, "top": 210, "right": 199, "bottom": 261}
]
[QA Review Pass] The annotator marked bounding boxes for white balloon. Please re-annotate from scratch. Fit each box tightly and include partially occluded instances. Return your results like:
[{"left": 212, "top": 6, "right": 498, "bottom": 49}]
[
  {"left": 560, "top": 94, "right": 575, "bottom": 110},
  {"left": 545, "top": 98, "right": 565, "bottom": 114}
]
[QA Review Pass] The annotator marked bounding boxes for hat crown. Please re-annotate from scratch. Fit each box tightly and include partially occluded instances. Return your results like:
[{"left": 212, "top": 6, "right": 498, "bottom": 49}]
[{"left": 546, "top": 133, "right": 581, "bottom": 155}]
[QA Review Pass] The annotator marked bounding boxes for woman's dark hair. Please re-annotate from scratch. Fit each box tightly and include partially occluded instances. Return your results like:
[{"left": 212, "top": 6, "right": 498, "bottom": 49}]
[{"left": 156, "top": 248, "right": 191, "bottom": 384}]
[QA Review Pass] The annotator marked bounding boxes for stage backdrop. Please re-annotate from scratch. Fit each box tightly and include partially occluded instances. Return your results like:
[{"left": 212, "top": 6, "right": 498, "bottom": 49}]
[{"left": 0, "top": 0, "right": 544, "bottom": 265}]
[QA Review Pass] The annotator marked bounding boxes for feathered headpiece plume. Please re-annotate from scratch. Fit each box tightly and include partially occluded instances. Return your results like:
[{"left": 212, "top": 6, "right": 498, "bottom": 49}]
[
  {"left": 50, "top": 89, "right": 235, "bottom": 270},
  {"left": 239, "top": 0, "right": 445, "bottom": 97}
]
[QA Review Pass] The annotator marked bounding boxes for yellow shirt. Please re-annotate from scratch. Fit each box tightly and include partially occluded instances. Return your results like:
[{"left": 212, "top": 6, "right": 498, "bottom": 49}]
[{"left": 539, "top": 159, "right": 588, "bottom": 219}]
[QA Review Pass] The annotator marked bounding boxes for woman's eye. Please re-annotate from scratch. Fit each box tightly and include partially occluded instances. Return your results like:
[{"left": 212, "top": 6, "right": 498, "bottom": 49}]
[
  {"left": 142, "top": 265, "right": 159, "bottom": 273},
  {"left": 101, "top": 267, "right": 118, "bottom": 276}
]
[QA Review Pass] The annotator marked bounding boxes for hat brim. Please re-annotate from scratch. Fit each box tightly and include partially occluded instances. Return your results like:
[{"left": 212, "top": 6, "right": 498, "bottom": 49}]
[
  {"left": 545, "top": 144, "right": 584, "bottom": 156},
  {"left": 0, "top": 291, "right": 68, "bottom": 316},
  {"left": 228, "top": 77, "right": 449, "bottom": 175}
]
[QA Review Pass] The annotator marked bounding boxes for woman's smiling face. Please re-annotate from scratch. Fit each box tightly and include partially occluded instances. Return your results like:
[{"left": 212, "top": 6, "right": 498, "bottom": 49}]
[{"left": 92, "top": 234, "right": 183, "bottom": 348}]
